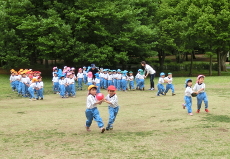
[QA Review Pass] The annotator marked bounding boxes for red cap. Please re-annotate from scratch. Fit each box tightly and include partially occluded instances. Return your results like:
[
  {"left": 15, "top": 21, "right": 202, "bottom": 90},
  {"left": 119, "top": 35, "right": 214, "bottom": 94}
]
[{"left": 108, "top": 85, "right": 116, "bottom": 91}]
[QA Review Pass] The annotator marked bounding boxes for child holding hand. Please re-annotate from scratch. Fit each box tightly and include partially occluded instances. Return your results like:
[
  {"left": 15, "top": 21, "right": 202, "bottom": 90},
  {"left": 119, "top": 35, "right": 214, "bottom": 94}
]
[
  {"left": 85, "top": 85, "right": 105, "bottom": 133},
  {"left": 104, "top": 85, "right": 119, "bottom": 131}
]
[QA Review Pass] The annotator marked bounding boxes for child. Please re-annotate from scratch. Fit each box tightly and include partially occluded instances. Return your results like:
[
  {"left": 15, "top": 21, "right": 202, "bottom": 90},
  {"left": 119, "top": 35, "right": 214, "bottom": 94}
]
[
  {"left": 52, "top": 72, "right": 59, "bottom": 94},
  {"left": 87, "top": 72, "right": 93, "bottom": 86},
  {"left": 116, "top": 69, "right": 122, "bottom": 91},
  {"left": 138, "top": 70, "right": 145, "bottom": 91},
  {"left": 164, "top": 73, "right": 176, "bottom": 96},
  {"left": 108, "top": 70, "right": 113, "bottom": 86},
  {"left": 59, "top": 75, "right": 66, "bottom": 98},
  {"left": 21, "top": 72, "right": 28, "bottom": 97},
  {"left": 93, "top": 73, "right": 101, "bottom": 93},
  {"left": 36, "top": 76, "right": 44, "bottom": 100},
  {"left": 103, "top": 69, "right": 108, "bottom": 89},
  {"left": 104, "top": 85, "right": 119, "bottom": 130},
  {"left": 193, "top": 75, "right": 209, "bottom": 113},
  {"left": 183, "top": 79, "right": 198, "bottom": 116},
  {"left": 99, "top": 69, "right": 104, "bottom": 89},
  {"left": 135, "top": 69, "right": 141, "bottom": 90},
  {"left": 113, "top": 70, "right": 117, "bottom": 88},
  {"left": 9, "top": 72, "right": 16, "bottom": 91},
  {"left": 157, "top": 72, "right": 166, "bottom": 96},
  {"left": 85, "top": 85, "right": 105, "bottom": 133},
  {"left": 77, "top": 68, "right": 84, "bottom": 90},
  {"left": 28, "top": 78, "right": 38, "bottom": 101},
  {"left": 83, "top": 66, "right": 87, "bottom": 84},
  {"left": 128, "top": 71, "right": 135, "bottom": 90},
  {"left": 121, "top": 71, "right": 127, "bottom": 91},
  {"left": 69, "top": 73, "right": 76, "bottom": 97}
]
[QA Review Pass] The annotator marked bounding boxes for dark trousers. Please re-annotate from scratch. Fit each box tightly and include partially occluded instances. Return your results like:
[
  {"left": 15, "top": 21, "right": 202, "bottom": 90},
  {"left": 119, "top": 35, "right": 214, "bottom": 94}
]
[{"left": 150, "top": 74, "right": 155, "bottom": 88}]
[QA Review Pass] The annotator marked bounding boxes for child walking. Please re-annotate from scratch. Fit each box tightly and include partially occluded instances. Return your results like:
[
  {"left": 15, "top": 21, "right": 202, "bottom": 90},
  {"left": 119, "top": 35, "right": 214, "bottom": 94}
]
[
  {"left": 104, "top": 85, "right": 119, "bottom": 130},
  {"left": 183, "top": 79, "right": 197, "bottom": 116},
  {"left": 85, "top": 85, "right": 105, "bottom": 133},
  {"left": 193, "top": 75, "right": 209, "bottom": 113},
  {"left": 52, "top": 72, "right": 59, "bottom": 94},
  {"left": 164, "top": 73, "right": 176, "bottom": 96}
]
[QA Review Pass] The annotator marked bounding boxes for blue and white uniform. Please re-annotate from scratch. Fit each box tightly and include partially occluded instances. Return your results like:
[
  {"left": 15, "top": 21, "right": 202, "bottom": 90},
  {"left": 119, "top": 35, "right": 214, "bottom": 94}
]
[
  {"left": 164, "top": 76, "right": 175, "bottom": 94},
  {"left": 184, "top": 86, "right": 194, "bottom": 113},
  {"left": 157, "top": 77, "right": 165, "bottom": 95},
  {"left": 105, "top": 94, "right": 119, "bottom": 130},
  {"left": 77, "top": 72, "right": 84, "bottom": 90},
  {"left": 193, "top": 83, "right": 208, "bottom": 110},
  {"left": 52, "top": 76, "right": 59, "bottom": 93}
]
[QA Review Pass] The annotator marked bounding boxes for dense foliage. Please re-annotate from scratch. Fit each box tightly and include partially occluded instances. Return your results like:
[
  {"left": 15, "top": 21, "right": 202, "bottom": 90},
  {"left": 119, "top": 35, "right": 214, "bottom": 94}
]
[{"left": 0, "top": 0, "right": 229, "bottom": 74}]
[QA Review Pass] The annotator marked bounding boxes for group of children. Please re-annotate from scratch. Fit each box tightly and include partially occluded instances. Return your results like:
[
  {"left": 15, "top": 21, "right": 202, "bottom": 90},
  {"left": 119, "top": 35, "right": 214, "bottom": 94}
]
[
  {"left": 183, "top": 75, "right": 209, "bottom": 116},
  {"left": 9, "top": 69, "right": 44, "bottom": 100},
  {"left": 156, "top": 72, "right": 176, "bottom": 96}
]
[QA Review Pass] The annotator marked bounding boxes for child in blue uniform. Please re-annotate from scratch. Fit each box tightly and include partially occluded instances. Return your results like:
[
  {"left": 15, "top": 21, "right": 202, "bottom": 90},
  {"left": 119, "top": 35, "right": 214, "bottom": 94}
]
[
  {"left": 85, "top": 85, "right": 105, "bottom": 133},
  {"left": 183, "top": 79, "right": 198, "bottom": 116},
  {"left": 128, "top": 71, "right": 135, "bottom": 90},
  {"left": 36, "top": 76, "right": 44, "bottom": 100},
  {"left": 193, "top": 75, "right": 209, "bottom": 113},
  {"left": 138, "top": 70, "right": 145, "bottom": 90},
  {"left": 116, "top": 69, "right": 122, "bottom": 91},
  {"left": 157, "top": 72, "right": 166, "bottom": 96},
  {"left": 93, "top": 73, "right": 101, "bottom": 93},
  {"left": 52, "top": 72, "right": 59, "bottom": 94},
  {"left": 164, "top": 73, "right": 176, "bottom": 96},
  {"left": 104, "top": 85, "right": 119, "bottom": 130}
]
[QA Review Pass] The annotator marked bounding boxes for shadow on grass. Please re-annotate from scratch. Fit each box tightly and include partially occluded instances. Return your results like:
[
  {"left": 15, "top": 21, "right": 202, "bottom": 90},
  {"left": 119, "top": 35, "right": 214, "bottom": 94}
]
[{"left": 203, "top": 114, "right": 230, "bottom": 123}]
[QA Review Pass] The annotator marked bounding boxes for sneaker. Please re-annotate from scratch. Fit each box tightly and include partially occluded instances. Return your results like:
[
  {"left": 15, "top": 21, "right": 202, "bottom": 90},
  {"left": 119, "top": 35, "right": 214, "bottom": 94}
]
[
  {"left": 188, "top": 113, "right": 193, "bottom": 116},
  {"left": 172, "top": 93, "right": 176, "bottom": 96},
  {"left": 110, "top": 127, "right": 113, "bottom": 130},
  {"left": 205, "top": 109, "right": 209, "bottom": 112},
  {"left": 196, "top": 109, "right": 200, "bottom": 113},
  {"left": 182, "top": 104, "right": 186, "bottom": 109},
  {"left": 161, "top": 93, "right": 164, "bottom": 95},
  {"left": 157, "top": 94, "right": 160, "bottom": 96},
  {"left": 106, "top": 127, "right": 110, "bottom": 131},
  {"left": 164, "top": 93, "right": 166, "bottom": 96},
  {"left": 36, "top": 98, "right": 39, "bottom": 100},
  {"left": 40, "top": 98, "right": 43, "bottom": 100},
  {"left": 101, "top": 127, "right": 105, "bottom": 133}
]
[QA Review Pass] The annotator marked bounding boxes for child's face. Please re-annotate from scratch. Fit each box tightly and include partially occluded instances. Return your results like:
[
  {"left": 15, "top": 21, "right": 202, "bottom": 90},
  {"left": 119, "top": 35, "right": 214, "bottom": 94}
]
[
  {"left": 38, "top": 78, "right": 42, "bottom": 82},
  {"left": 108, "top": 90, "right": 115, "bottom": 96},
  {"left": 54, "top": 74, "right": 57, "bottom": 77},
  {"left": 79, "top": 70, "right": 82, "bottom": 73},
  {"left": 109, "top": 72, "right": 112, "bottom": 74},
  {"left": 187, "top": 81, "right": 192, "bottom": 87},
  {"left": 130, "top": 73, "right": 133, "bottom": 76},
  {"left": 198, "top": 77, "right": 204, "bottom": 83},
  {"left": 113, "top": 72, "right": 116, "bottom": 74},
  {"left": 89, "top": 88, "right": 97, "bottom": 96},
  {"left": 161, "top": 75, "right": 165, "bottom": 78},
  {"left": 22, "top": 74, "right": 26, "bottom": 77},
  {"left": 168, "top": 74, "right": 172, "bottom": 78},
  {"left": 69, "top": 74, "right": 73, "bottom": 78}
]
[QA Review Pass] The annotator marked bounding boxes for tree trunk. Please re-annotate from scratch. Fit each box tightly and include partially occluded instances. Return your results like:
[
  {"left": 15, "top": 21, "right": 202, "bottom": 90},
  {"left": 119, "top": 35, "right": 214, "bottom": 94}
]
[
  {"left": 209, "top": 55, "right": 212, "bottom": 76},
  {"left": 188, "top": 51, "right": 193, "bottom": 76},
  {"left": 217, "top": 50, "right": 221, "bottom": 76},
  {"left": 45, "top": 59, "right": 48, "bottom": 68},
  {"left": 220, "top": 51, "right": 227, "bottom": 71},
  {"left": 185, "top": 52, "right": 189, "bottom": 61},
  {"left": 158, "top": 49, "right": 165, "bottom": 72}
]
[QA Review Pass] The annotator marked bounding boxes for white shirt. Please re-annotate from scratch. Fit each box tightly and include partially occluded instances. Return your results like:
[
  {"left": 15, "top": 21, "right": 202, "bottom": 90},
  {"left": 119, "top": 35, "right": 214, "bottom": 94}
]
[
  {"left": 88, "top": 77, "right": 92, "bottom": 83},
  {"left": 117, "top": 74, "right": 122, "bottom": 80},
  {"left": 108, "top": 74, "right": 113, "bottom": 80},
  {"left": 113, "top": 74, "right": 117, "bottom": 79},
  {"left": 122, "top": 75, "right": 127, "bottom": 80},
  {"left": 93, "top": 78, "right": 100, "bottom": 84},
  {"left": 86, "top": 94, "right": 98, "bottom": 109},
  {"left": 138, "top": 74, "right": 145, "bottom": 80},
  {"left": 29, "top": 83, "right": 37, "bottom": 89},
  {"left": 104, "top": 73, "right": 108, "bottom": 79},
  {"left": 193, "top": 83, "right": 205, "bottom": 93},
  {"left": 77, "top": 73, "right": 84, "bottom": 78},
  {"left": 52, "top": 76, "right": 59, "bottom": 82},
  {"left": 36, "top": 82, "right": 44, "bottom": 89},
  {"left": 135, "top": 73, "right": 140, "bottom": 79},
  {"left": 59, "top": 79, "right": 66, "bottom": 85},
  {"left": 158, "top": 77, "right": 164, "bottom": 84},
  {"left": 164, "top": 77, "right": 173, "bottom": 84},
  {"left": 21, "top": 77, "right": 28, "bottom": 84},
  {"left": 10, "top": 75, "right": 16, "bottom": 81},
  {"left": 129, "top": 75, "right": 134, "bottom": 81},
  {"left": 144, "top": 64, "right": 156, "bottom": 75},
  {"left": 105, "top": 94, "right": 119, "bottom": 108},
  {"left": 185, "top": 87, "right": 194, "bottom": 96},
  {"left": 69, "top": 78, "right": 75, "bottom": 84},
  {"left": 65, "top": 78, "right": 70, "bottom": 84},
  {"left": 83, "top": 70, "right": 87, "bottom": 75}
]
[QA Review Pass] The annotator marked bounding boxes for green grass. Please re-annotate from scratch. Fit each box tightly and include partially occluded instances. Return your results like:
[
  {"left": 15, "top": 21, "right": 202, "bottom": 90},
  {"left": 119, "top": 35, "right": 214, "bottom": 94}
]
[{"left": 0, "top": 74, "right": 230, "bottom": 158}]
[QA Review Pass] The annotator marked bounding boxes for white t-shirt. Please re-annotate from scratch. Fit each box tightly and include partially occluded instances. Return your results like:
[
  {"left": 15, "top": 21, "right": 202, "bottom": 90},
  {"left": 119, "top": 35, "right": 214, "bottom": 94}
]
[
  {"left": 29, "top": 83, "right": 37, "bottom": 89},
  {"left": 10, "top": 75, "right": 16, "bottom": 81},
  {"left": 185, "top": 87, "right": 194, "bottom": 96},
  {"left": 88, "top": 77, "right": 92, "bottom": 83},
  {"left": 21, "top": 77, "right": 28, "bottom": 84},
  {"left": 52, "top": 76, "right": 59, "bottom": 82},
  {"left": 144, "top": 64, "right": 156, "bottom": 75},
  {"left": 105, "top": 94, "right": 119, "bottom": 108},
  {"left": 108, "top": 74, "right": 113, "bottom": 80},
  {"left": 117, "top": 74, "right": 122, "bottom": 80},
  {"left": 129, "top": 75, "right": 134, "bottom": 81},
  {"left": 36, "top": 82, "right": 44, "bottom": 89},
  {"left": 135, "top": 73, "right": 140, "bottom": 79},
  {"left": 158, "top": 77, "right": 164, "bottom": 84},
  {"left": 86, "top": 94, "right": 97, "bottom": 109},
  {"left": 77, "top": 73, "right": 84, "bottom": 78},
  {"left": 138, "top": 74, "right": 145, "bottom": 80},
  {"left": 164, "top": 77, "right": 173, "bottom": 84},
  {"left": 193, "top": 83, "right": 205, "bottom": 93},
  {"left": 59, "top": 79, "right": 66, "bottom": 85},
  {"left": 69, "top": 78, "right": 75, "bottom": 84}
]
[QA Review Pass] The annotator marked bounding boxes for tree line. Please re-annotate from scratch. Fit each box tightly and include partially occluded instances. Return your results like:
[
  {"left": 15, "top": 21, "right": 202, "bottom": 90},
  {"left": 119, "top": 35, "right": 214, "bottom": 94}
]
[{"left": 0, "top": 0, "right": 229, "bottom": 75}]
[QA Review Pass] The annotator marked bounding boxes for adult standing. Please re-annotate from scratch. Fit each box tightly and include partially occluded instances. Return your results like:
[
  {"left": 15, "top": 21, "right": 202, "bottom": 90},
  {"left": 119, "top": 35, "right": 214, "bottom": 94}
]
[
  {"left": 141, "top": 61, "right": 156, "bottom": 90},
  {"left": 88, "top": 64, "right": 99, "bottom": 79}
]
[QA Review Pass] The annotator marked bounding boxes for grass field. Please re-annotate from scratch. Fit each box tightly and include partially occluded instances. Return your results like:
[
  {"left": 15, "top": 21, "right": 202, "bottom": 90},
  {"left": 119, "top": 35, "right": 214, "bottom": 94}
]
[{"left": 0, "top": 74, "right": 230, "bottom": 159}]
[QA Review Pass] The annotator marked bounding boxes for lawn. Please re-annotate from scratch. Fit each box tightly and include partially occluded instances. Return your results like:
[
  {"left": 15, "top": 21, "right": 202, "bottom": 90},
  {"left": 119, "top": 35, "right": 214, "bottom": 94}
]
[{"left": 0, "top": 74, "right": 230, "bottom": 159}]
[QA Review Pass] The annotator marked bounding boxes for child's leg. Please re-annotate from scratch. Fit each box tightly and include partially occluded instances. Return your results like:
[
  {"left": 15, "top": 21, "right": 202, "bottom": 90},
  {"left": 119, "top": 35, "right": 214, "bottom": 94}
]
[
  {"left": 85, "top": 109, "right": 93, "bottom": 128},
  {"left": 71, "top": 84, "right": 76, "bottom": 96},
  {"left": 117, "top": 80, "right": 120, "bottom": 91},
  {"left": 197, "top": 93, "right": 203, "bottom": 110},
  {"left": 171, "top": 84, "right": 175, "bottom": 93},
  {"left": 185, "top": 96, "right": 192, "bottom": 113},
  {"left": 108, "top": 106, "right": 119, "bottom": 129},
  {"left": 21, "top": 83, "right": 26, "bottom": 97},
  {"left": 203, "top": 93, "right": 208, "bottom": 109},
  {"left": 165, "top": 84, "right": 170, "bottom": 93},
  {"left": 92, "top": 108, "right": 104, "bottom": 128},
  {"left": 96, "top": 83, "right": 100, "bottom": 93}
]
